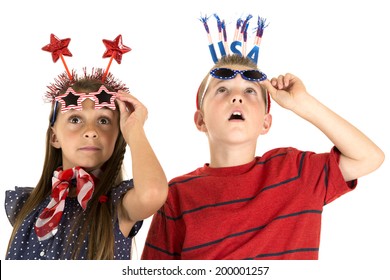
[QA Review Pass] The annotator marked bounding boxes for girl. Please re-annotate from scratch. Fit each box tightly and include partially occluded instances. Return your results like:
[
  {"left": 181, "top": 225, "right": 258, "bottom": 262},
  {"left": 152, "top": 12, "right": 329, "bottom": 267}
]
[{"left": 5, "top": 70, "right": 168, "bottom": 259}]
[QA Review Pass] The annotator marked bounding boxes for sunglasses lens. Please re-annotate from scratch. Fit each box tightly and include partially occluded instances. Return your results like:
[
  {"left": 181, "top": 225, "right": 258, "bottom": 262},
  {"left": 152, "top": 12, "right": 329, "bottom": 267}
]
[
  {"left": 243, "top": 70, "right": 266, "bottom": 81},
  {"left": 211, "top": 68, "right": 236, "bottom": 79}
]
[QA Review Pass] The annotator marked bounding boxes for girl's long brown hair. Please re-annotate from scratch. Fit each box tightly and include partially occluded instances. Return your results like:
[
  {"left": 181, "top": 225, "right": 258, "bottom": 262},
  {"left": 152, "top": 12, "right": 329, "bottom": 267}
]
[{"left": 7, "top": 79, "right": 127, "bottom": 259}]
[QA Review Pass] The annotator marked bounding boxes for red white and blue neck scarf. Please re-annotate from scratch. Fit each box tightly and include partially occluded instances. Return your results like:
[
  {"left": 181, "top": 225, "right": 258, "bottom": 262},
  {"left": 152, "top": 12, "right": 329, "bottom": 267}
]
[{"left": 34, "top": 166, "right": 101, "bottom": 241}]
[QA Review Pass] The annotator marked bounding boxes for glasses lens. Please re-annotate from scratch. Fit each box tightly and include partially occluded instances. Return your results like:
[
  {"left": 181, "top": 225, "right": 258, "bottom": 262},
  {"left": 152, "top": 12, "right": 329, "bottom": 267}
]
[
  {"left": 242, "top": 70, "right": 266, "bottom": 81},
  {"left": 211, "top": 68, "right": 236, "bottom": 79}
]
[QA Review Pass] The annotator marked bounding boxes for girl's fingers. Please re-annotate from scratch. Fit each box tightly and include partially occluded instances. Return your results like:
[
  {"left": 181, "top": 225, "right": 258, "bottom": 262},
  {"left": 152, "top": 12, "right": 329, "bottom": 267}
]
[
  {"left": 116, "top": 92, "right": 136, "bottom": 113},
  {"left": 116, "top": 98, "right": 127, "bottom": 114}
]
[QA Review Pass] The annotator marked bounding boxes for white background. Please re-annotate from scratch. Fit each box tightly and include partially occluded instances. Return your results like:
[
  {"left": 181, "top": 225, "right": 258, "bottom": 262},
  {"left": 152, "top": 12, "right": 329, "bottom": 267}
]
[{"left": 1, "top": 0, "right": 389, "bottom": 279}]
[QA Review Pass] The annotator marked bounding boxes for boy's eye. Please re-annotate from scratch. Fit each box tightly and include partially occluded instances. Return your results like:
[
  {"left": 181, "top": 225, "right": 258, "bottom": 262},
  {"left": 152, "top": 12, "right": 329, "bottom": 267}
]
[
  {"left": 245, "top": 88, "right": 257, "bottom": 95},
  {"left": 216, "top": 87, "right": 228, "bottom": 94}
]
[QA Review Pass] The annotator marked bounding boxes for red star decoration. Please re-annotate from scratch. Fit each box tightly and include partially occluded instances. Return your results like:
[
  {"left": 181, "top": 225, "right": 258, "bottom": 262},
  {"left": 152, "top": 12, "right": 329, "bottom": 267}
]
[
  {"left": 42, "top": 34, "right": 72, "bottom": 63},
  {"left": 102, "top": 35, "right": 131, "bottom": 64}
]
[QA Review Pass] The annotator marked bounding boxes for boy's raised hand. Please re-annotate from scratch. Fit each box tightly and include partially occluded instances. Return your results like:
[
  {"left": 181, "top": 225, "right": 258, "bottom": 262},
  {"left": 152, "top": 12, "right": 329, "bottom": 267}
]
[{"left": 261, "top": 73, "right": 309, "bottom": 112}]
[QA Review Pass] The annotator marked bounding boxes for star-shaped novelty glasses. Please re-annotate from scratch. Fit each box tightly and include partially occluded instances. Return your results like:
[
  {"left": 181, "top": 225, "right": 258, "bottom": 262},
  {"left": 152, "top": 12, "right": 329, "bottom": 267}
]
[{"left": 55, "top": 85, "right": 117, "bottom": 112}]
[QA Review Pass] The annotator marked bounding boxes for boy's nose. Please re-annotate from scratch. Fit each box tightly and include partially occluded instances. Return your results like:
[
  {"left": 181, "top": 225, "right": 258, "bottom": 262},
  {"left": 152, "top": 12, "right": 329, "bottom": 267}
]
[{"left": 231, "top": 98, "right": 243, "bottom": 104}]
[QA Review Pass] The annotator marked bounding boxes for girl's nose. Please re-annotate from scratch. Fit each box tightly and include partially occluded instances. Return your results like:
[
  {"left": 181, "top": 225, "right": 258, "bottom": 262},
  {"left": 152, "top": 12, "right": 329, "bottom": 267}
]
[{"left": 83, "top": 128, "right": 98, "bottom": 139}]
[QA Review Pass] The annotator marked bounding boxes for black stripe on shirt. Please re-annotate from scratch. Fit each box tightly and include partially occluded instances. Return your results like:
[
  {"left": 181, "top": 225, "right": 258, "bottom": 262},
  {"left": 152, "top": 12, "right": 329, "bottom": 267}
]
[
  {"left": 160, "top": 152, "right": 307, "bottom": 220},
  {"left": 147, "top": 209, "right": 321, "bottom": 258},
  {"left": 181, "top": 209, "right": 322, "bottom": 252},
  {"left": 323, "top": 164, "right": 329, "bottom": 205},
  {"left": 144, "top": 242, "right": 181, "bottom": 257},
  {"left": 244, "top": 247, "right": 319, "bottom": 259}
]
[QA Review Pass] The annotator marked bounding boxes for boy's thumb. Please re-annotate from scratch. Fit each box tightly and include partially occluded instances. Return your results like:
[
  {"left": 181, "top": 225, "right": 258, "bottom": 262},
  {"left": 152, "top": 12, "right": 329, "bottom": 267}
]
[{"left": 260, "top": 79, "right": 277, "bottom": 98}]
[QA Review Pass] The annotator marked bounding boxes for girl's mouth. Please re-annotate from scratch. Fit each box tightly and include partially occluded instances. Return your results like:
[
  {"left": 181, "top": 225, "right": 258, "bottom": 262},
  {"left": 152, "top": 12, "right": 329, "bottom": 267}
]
[{"left": 79, "top": 146, "right": 101, "bottom": 151}]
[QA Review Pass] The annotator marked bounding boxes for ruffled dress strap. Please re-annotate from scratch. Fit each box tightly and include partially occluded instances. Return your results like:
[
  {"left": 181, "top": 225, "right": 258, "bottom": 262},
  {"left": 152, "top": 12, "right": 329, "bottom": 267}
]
[{"left": 5, "top": 187, "right": 34, "bottom": 226}]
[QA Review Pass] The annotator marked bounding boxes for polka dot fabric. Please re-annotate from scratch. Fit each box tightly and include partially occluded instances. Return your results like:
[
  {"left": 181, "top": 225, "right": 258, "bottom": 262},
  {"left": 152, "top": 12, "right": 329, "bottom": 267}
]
[{"left": 5, "top": 180, "right": 142, "bottom": 260}]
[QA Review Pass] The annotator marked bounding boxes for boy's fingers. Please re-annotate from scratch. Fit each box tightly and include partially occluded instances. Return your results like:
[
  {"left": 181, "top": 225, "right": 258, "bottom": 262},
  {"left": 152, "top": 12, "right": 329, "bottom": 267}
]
[
  {"left": 283, "top": 73, "right": 295, "bottom": 87},
  {"left": 260, "top": 79, "right": 277, "bottom": 96}
]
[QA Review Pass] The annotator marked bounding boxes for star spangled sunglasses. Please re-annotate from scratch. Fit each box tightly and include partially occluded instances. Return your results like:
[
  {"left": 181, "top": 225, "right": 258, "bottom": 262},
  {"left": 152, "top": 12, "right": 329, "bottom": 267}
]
[
  {"left": 197, "top": 67, "right": 269, "bottom": 110},
  {"left": 50, "top": 85, "right": 117, "bottom": 126},
  {"left": 210, "top": 68, "right": 267, "bottom": 82}
]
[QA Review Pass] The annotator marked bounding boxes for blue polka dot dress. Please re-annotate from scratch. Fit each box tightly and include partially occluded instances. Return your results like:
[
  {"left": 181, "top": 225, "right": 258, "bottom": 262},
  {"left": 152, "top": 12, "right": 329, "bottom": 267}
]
[{"left": 5, "top": 180, "right": 142, "bottom": 260}]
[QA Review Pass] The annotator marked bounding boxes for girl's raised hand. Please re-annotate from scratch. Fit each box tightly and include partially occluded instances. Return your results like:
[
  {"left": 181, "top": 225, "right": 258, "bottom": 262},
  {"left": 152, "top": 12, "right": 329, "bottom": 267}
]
[{"left": 115, "top": 91, "right": 148, "bottom": 137}]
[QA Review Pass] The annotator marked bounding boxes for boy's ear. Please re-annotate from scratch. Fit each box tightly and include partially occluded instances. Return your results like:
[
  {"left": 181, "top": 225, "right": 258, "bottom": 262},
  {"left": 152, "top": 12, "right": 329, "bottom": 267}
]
[
  {"left": 260, "top": 113, "right": 272, "bottom": 135},
  {"left": 194, "top": 110, "right": 208, "bottom": 132},
  {"left": 50, "top": 127, "right": 61, "bottom": 149}
]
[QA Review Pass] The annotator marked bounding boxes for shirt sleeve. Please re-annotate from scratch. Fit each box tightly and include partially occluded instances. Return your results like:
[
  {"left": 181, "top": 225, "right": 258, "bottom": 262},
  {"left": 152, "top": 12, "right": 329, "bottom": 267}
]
[
  {"left": 323, "top": 147, "right": 357, "bottom": 204},
  {"left": 111, "top": 180, "right": 143, "bottom": 238},
  {"left": 4, "top": 187, "right": 34, "bottom": 226},
  {"left": 300, "top": 146, "right": 357, "bottom": 205}
]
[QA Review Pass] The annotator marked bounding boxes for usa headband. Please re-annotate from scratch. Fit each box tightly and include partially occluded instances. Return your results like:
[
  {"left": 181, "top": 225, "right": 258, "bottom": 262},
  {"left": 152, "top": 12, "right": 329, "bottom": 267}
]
[{"left": 199, "top": 13, "right": 268, "bottom": 64}]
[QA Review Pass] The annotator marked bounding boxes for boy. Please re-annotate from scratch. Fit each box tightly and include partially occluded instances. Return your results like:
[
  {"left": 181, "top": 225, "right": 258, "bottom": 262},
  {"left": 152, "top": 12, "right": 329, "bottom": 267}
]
[{"left": 141, "top": 54, "right": 384, "bottom": 260}]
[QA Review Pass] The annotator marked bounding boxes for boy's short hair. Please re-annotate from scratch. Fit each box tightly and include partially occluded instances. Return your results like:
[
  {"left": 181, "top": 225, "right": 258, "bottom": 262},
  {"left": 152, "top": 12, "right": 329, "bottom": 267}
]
[{"left": 196, "top": 54, "right": 270, "bottom": 112}]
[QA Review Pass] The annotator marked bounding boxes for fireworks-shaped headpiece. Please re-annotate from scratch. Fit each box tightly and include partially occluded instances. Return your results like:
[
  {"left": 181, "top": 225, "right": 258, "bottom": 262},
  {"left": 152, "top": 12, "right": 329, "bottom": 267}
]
[{"left": 199, "top": 14, "right": 268, "bottom": 64}]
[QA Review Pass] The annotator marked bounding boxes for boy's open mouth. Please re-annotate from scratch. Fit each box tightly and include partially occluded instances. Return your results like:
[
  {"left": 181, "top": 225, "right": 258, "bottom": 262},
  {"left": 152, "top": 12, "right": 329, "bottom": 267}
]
[{"left": 229, "top": 112, "right": 245, "bottom": 121}]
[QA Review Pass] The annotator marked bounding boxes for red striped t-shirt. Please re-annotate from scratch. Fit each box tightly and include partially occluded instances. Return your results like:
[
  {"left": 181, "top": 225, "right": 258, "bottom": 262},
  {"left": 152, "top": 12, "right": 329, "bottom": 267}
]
[{"left": 142, "top": 147, "right": 356, "bottom": 260}]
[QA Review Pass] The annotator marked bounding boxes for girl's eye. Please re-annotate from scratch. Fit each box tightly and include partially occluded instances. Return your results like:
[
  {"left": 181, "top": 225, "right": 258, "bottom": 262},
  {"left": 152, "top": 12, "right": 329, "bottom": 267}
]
[
  {"left": 69, "top": 116, "right": 82, "bottom": 124},
  {"left": 98, "top": 117, "right": 111, "bottom": 125}
]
